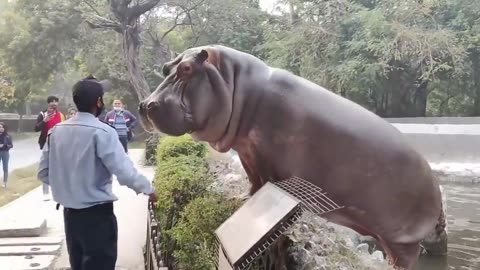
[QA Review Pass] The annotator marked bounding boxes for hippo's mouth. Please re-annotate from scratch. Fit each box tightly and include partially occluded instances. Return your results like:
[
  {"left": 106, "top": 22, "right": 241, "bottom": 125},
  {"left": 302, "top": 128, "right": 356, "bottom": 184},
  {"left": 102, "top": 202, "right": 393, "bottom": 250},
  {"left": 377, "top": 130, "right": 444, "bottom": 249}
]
[
  {"left": 138, "top": 103, "right": 195, "bottom": 136},
  {"left": 138, "top": 104, "right": 154, "bottom": 132}
]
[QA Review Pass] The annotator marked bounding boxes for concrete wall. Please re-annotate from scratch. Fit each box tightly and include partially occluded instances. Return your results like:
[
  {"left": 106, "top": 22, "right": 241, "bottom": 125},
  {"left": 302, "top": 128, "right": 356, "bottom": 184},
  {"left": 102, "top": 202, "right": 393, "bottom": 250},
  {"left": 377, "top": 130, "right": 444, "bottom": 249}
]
[
  {"left": 2, "top": 113, "right": 478, "bottom": 163},
  {"left": 0, "top": 114, "right": 38, "bottom": 132},
  {"left": 387, "top": 118, "right": 480, "bottom": 163}
]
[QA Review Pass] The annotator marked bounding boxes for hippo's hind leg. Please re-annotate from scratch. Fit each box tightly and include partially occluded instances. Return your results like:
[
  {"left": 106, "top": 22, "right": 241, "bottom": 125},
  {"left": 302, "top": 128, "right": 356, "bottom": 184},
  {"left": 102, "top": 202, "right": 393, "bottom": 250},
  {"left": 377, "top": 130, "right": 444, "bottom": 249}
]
[{"left": 381, "top": 241, "right": 421, "bottom": 270}]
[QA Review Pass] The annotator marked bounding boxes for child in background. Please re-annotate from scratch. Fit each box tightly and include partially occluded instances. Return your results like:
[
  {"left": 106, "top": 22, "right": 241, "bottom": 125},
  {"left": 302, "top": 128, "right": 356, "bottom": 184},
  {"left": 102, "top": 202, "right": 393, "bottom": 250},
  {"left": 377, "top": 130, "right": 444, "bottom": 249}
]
[
  {"left": 0, "top": 122, "right": 13, "bottom": 188},
  {"left": 67, "top": 108, "right": 78, "bottom": 119}
]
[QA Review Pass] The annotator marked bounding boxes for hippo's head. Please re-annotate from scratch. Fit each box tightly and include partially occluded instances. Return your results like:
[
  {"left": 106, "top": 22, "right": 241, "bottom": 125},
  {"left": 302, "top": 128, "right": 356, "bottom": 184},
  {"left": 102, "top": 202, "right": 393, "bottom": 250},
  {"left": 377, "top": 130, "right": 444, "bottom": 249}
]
[{"left": 139, "top": 46, "right": 233, "bottom": 145}]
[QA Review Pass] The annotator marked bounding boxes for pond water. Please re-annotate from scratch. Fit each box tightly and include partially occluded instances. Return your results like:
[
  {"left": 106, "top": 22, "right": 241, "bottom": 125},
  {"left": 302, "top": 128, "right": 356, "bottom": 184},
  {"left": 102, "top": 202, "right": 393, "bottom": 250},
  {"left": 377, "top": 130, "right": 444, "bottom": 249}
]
[{"left": 417, "top": 182, "right": 480, "bottom": 270}]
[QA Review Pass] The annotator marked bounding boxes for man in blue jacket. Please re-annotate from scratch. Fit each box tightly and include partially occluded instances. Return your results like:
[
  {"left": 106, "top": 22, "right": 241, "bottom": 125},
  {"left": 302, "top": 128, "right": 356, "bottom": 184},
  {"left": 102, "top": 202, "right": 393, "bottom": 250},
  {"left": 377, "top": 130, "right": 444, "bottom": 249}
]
[{"left": 104, "top": 99, "right": 137, "bottom": 153}]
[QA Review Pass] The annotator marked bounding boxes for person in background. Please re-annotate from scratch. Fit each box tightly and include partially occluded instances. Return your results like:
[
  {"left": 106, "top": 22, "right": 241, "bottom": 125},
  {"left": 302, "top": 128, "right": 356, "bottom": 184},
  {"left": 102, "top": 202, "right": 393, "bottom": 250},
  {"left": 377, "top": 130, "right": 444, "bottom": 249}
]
[
  {"left": 37, "top": 75, "right": 157, "bottom": 270},
  {"left": 35, "top": 95, "right": 65, "bottom": 200},
  {"left": 104, "top": 99, "right": 137, "bottom": 153},
  {"left": 67, "top": 108, "right": 77, "bottom": 119},
  {"left": 0, "top": 122, "right": 13, "bottom": 188}
]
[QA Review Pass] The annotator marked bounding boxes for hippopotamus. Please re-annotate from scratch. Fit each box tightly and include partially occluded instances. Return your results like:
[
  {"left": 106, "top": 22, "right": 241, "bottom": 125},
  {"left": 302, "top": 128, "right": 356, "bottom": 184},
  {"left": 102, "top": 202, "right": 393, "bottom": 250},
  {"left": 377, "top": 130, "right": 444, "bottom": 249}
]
[{"left": 139, "top": 45, "right": 444, "bottom": 269}]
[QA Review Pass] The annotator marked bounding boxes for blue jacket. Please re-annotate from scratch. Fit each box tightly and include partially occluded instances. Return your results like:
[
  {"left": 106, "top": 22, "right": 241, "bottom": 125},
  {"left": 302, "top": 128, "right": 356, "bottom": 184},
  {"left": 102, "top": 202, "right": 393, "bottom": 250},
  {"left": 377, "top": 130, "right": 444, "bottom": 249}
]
[
  {"left": 37, "top": 112, "right": 154, "bottom": 209},
  {"left": 104, "top": 109, "right": 137, "bottom": 129}
]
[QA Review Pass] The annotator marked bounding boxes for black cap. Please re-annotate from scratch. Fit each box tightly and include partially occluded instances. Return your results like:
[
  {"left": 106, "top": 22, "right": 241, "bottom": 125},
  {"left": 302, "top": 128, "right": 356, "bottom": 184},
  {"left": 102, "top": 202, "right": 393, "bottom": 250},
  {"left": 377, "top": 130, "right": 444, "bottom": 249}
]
[{"left": 72, "top": 75, "right": 112, "bottom": 111}]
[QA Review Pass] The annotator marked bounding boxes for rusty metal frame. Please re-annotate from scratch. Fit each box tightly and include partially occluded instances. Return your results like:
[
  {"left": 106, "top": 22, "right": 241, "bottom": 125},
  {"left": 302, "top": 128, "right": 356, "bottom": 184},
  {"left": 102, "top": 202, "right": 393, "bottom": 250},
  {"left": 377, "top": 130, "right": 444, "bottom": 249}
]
[
  {"left": 215, "top": 176, "right": 344, "bottom": 270},
  {"left": 144, "top": 201, "right": 166, "bottom": 270}
]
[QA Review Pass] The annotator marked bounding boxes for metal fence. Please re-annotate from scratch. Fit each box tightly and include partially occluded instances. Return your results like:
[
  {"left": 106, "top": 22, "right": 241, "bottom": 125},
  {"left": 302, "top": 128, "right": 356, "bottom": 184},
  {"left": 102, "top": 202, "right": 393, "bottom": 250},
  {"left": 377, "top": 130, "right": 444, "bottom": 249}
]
[{"left": 144, "top": 201, "right": 167, "bottom": 270}]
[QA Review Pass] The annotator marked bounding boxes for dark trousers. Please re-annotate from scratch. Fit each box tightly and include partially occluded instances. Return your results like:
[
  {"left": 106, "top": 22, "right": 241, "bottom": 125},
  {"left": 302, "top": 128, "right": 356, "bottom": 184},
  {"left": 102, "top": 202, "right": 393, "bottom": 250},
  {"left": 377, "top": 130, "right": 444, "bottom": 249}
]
[
  {"left": 0, "top": 151, "right": 9, "bottom": 184},
  {"left": 63, "top": 203, "right": 118, "bottom": 270},
  {"left": 118, "top": 135, "right": 128, "bottom": 153}
]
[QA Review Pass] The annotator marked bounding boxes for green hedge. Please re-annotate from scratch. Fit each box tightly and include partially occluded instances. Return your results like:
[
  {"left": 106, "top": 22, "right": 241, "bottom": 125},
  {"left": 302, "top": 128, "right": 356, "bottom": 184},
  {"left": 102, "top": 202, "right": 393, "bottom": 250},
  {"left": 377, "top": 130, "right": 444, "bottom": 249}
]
[
  {"left": 156, "top": 135, "right": 207, "bottom": 162},
  {"left": 172, "top": 195, "right": 241, "bottom": 269},
  {"left": 153, "top": 135, "right": 239, "bottom": 269}
]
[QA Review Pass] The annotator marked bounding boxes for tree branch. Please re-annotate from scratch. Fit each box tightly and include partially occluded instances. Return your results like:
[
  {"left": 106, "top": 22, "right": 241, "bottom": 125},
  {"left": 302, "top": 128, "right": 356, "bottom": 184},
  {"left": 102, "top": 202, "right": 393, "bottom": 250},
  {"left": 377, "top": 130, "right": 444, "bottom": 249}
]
[
  {"left": 82, "top": 0, "right": 103, "bottom": 17},
  {"left": 159, "top": 12, "right": 183, "bottom": 41},
  {"left": 85, "top": 19, "right": 122, "bottom": 33},
  {"left": 159, "top": 0, "right": 204, "bottom": 41}
]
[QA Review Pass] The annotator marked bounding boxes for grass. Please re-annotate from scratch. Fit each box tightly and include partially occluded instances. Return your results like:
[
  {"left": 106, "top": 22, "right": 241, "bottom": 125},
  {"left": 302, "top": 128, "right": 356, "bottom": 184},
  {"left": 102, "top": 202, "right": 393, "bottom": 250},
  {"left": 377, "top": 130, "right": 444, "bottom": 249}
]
[
  {"left": 10, "top": 132, "right": 37, "bottom": 141},
  {"left": 0, "top": 163, "right": 40, "bottom": 207}
]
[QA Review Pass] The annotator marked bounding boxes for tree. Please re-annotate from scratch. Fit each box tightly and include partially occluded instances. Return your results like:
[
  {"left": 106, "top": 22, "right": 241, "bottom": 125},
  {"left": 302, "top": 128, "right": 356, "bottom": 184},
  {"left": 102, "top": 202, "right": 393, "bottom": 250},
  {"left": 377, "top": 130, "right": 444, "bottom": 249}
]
[
  {"left": 0, "top": 0, "right": 83, "bottom": 127},
  {"left": 83, "top": 0, "right": 165, "bottom": 100},
  {"left": 0, "top": 65, "right": 15, "bottom": 112},
  {"left": 438, "top": 0, "right": 480, "bottom": 115},
  {"left": 262, "top": 0, "right": 465, "bottom": 117}
]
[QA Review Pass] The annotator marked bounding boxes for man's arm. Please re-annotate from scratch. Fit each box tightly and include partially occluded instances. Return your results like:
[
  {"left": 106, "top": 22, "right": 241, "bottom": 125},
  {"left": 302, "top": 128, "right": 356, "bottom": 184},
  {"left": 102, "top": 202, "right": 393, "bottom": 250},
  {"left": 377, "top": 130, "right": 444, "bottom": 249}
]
[
  {"left": 126, "top": 110, "right": 137, "bottom": 129},
  {"left": 37, "top": 133, "right": 50, "bottom": 184},
  {"left": 95, "top": 128, "right": 154, "bottom": 195},
  {"left": 103, "top": 111, "right": 111, "bottom": 122},
  {"left": 34, "top": 112, "right": 45, "bottom": 132}
]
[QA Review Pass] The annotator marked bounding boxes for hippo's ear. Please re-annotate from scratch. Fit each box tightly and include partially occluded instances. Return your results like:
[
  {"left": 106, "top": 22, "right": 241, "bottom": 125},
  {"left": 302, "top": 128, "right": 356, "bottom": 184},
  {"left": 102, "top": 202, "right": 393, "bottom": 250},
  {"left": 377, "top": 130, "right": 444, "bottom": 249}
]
[{"left": 195, "top": 50, "right": 209, "bottom": 64}]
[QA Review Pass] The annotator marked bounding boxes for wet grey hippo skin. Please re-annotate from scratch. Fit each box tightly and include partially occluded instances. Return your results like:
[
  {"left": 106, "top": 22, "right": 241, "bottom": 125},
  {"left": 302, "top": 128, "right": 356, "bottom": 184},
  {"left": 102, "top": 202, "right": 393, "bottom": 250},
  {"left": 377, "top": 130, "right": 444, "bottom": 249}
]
[{"left": 139, "top": 45, "right": 444, "bottom": 269}]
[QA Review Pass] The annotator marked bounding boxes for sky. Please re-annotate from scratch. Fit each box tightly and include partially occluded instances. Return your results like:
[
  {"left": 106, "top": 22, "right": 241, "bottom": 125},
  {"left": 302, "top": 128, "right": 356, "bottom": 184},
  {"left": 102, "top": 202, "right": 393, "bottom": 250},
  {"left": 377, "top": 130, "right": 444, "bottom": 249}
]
[{"left": 259, "top": 0, "right": 287, "bottom": 14}]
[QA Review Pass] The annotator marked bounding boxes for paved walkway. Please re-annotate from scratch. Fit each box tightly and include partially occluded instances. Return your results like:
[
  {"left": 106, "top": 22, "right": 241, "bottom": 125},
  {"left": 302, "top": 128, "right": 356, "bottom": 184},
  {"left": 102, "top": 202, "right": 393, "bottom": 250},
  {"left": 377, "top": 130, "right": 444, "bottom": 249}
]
[
  {"left": 0, "top": 149, "right": 153, "bottom": 270},
  {"left": 9, "top": 137, "right": 41, "bottom": 171}
]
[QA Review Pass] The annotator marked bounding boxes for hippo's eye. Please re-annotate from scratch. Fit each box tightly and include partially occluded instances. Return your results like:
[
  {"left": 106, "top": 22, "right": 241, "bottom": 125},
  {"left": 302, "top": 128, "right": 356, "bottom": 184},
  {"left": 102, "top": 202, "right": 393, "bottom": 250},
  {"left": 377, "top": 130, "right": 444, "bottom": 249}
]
[
  {"left": 162, "top": 64, "right": 170, "bottom": 77},
  {"left": 177, "top": 62, "right": 193, "bottom": 77}
]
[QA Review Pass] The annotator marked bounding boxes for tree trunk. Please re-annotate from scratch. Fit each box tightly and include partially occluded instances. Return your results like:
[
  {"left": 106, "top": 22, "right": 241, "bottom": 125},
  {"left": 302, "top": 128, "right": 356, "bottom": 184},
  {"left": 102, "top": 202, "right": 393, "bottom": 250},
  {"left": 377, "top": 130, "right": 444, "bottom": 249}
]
[
  {"left": 388, "top": 68, "right": 405, "bottom": 117},
  {"left": 123, "top": 25, "right": 151, "bottom": 100},
  {"left": 412, "top": 81, "right": 428, "bottom": 117},
  {"left": 15, "top": 99, "right": 27, "bottom": 132},
  {"left": 471, "top": 50, "right": 480, "bottom": 116},
  {"left": 17, "top": 114, "right": 23, "bottom": 132},
  {"left": 288, "top": 1, "right": 300, "bottom": 25}
]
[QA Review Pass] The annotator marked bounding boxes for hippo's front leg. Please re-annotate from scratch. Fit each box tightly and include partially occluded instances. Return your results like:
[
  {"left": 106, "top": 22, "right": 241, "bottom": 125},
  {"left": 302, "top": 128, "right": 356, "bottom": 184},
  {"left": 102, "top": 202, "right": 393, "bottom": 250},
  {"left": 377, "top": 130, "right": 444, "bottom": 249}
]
[{"left": 239, "top": 156, "right": 263, "bottom": 195}]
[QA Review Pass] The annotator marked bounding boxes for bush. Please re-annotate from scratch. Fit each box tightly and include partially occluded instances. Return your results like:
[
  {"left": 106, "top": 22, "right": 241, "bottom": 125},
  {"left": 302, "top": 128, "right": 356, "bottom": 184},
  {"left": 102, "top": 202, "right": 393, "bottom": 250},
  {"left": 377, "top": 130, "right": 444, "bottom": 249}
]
[
  {"left": 153, "top": 135, "right": 213, "bottom": 268},
  {"left": 171, "top": 195, "right": 241, "bottom": 270},
  {"left": 156, "top": 134, "right": 207, "bottom": 162},
  {"left": 153, "top": 134, "right": 241, "bottom": 269},
  {"left": 154, "top": 155, "right": 213, "bottom": 224}
]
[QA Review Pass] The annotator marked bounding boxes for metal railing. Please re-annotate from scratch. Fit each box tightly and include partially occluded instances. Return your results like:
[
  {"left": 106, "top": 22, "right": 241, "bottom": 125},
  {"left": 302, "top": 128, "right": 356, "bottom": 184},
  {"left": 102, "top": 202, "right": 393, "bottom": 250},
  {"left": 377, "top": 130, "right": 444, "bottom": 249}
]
[{"left": 144, "top": 201, "right": 166, "bottom": 270}]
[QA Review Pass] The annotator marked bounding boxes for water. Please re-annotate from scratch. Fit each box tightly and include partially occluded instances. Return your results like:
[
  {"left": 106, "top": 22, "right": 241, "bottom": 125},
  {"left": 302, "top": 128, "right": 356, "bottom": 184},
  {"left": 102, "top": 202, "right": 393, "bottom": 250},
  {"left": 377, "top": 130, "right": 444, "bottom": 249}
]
[{"left": 418, "top": 182, "right": 480, "bottom": 270}]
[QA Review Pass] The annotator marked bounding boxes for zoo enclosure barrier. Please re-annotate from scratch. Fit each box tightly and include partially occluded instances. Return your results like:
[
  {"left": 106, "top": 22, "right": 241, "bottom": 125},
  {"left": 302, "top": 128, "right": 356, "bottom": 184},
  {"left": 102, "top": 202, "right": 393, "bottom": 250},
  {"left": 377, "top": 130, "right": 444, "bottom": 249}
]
[{"left": 144, "top": 201, "right": 167, "bottom": 270}]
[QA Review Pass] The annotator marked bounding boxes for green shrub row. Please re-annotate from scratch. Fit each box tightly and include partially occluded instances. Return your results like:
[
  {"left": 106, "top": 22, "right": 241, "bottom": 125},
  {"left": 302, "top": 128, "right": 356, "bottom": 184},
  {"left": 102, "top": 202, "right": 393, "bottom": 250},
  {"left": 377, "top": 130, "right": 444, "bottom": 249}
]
[{"left": 153, "top": 135, "right": 240, "bottom": 270}]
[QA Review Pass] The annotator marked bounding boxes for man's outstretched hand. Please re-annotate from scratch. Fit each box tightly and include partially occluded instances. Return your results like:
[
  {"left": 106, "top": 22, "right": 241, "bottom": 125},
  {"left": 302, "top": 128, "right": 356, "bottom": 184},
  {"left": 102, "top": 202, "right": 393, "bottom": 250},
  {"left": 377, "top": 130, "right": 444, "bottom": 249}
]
[{"left": 148, "top": 192, "right": 158, "bottom": 204}]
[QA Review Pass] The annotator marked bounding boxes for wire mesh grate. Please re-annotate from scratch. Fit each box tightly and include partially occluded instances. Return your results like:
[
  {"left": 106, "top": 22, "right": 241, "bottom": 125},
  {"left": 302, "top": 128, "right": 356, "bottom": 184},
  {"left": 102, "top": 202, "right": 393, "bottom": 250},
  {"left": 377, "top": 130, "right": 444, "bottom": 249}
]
[{"left": 273, "top": 176, "right": 344, "bottom": 215}]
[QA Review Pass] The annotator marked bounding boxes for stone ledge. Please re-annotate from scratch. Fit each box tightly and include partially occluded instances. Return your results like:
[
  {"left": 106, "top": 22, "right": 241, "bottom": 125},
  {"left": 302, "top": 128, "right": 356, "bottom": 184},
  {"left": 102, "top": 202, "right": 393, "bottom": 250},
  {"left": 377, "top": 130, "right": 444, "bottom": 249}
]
[
  {"left": 0, "top": 255, "right": 55, "bottom": 270},
  {"left": 0, "top": 219, "right": 47, "bottom": 238},
  {"left": 0, "top": 244, "right": 61, "bottom": 256},
  {"left": 0, "top": 237, "right": 62, "bottom": 247}
]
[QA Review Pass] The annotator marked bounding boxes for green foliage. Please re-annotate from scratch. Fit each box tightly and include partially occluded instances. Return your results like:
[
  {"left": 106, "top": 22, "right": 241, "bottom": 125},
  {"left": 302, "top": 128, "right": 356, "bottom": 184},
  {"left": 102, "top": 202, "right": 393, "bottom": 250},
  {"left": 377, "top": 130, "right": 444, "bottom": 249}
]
[
  {"left": 153, "top": 134, "right": 216, "bottom": 267},
  {"left": 0, "top": 65, "right": 16, "bottom": 111},
  {"left": 0, "top": 0, "right": 83, "bottom": 113},
  {"left": 154, "top": 154, "right": 212, "bottom": 221},
  {"left": 156, "top": 135, "right": 207, "bottom": 162},
  {"left": 262, "top": 0, "right": 468, "bottom": 117},
  {"left": 2, "top": 0, "right": 480, "bottom": 117},
  {"left": 172, "top": 195, "right": 241, "bottom": 269},
  {"left": 153, "top": 134, "right": 239, "bottom": 269}
]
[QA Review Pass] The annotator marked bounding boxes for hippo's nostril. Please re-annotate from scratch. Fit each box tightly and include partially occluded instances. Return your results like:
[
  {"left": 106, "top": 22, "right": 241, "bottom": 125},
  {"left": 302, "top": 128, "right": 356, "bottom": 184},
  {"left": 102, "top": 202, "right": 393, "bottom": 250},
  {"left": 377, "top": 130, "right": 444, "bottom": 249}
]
[{"left": 147, "top": 101, "right": 159, "bottom": 110}]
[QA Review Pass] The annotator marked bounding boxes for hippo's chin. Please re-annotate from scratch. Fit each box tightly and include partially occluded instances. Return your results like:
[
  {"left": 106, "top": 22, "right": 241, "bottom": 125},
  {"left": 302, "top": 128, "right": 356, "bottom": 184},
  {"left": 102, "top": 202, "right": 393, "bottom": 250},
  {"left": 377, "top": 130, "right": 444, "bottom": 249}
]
[{"left": 139, "top": 116, "right": 155, "bottom": 133}]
